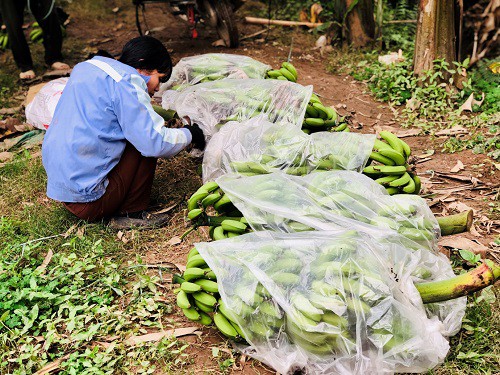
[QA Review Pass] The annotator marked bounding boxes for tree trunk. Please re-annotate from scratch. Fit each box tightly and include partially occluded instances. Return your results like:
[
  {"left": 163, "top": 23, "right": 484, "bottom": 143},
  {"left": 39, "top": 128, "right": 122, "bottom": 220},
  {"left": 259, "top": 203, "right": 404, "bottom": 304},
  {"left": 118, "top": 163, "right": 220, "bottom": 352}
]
[
  {"left": 414, "top": 0, "right": 456, "bottom": 75},
  {"left": 346, "top": 0, "right": 376, "bottom": 47}
]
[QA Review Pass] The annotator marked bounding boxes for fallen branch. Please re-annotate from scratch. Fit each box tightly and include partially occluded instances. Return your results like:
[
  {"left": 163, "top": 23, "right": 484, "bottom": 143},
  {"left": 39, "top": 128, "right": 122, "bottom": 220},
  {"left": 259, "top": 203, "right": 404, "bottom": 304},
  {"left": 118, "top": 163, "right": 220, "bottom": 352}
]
[{"left": 244, "top": 17, "right": 323, "bottom": 28}]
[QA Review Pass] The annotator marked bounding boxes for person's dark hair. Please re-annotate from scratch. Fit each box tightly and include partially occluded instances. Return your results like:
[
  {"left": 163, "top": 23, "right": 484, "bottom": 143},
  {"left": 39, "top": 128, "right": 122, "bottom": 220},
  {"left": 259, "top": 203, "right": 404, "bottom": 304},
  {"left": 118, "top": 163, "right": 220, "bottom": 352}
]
[{"left": 118, "top": 36, "right": 172, "bottom": 80}]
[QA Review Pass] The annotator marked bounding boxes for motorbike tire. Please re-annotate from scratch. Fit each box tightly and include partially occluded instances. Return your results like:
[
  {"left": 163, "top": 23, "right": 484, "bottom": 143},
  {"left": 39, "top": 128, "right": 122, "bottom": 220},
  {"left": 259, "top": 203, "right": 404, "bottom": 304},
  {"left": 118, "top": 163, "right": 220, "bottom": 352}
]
[{"left": 212, "top": 0, "right": 239, "bottom": 48}]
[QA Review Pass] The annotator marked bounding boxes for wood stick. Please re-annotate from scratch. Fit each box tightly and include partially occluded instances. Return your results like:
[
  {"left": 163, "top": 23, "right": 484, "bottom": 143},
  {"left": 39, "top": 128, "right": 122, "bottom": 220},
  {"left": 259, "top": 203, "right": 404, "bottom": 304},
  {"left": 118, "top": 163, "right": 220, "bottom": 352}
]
[{"left": 244, "top": 16, "right": 323, "bottom": 28}]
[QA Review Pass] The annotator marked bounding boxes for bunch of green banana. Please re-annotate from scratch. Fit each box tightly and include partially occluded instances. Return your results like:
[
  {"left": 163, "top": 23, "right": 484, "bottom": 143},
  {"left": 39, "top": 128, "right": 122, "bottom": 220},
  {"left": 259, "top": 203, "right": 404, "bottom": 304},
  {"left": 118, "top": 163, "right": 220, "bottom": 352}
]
[
  {"left": 303, "top": 93, "right": 348, "bottom": 134},
  {"left": 265, "top": 61, "right": 298, "bottom": 82},
  {"left": 363, "top": 131, "right": 420, "bottom": 195},
  {"left": 186, "top": 181, "right": 249, "bottom": 240},
  {"left": 0, "top": 31, "right": 8, "bottom": 50}
]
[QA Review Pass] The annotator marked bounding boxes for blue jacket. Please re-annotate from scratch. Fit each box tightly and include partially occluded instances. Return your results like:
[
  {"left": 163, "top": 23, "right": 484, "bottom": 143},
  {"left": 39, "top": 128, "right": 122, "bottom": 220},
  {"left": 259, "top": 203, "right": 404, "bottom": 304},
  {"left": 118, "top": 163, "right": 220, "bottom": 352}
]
[{"left": 42, "top": 57, "right": 192, "bottom": 203}]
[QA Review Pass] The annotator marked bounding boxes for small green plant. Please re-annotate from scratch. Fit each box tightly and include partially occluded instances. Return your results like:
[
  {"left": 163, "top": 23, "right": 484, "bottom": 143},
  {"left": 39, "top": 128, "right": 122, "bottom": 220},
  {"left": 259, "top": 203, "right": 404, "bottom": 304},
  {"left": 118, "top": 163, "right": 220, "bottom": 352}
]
[{"left": 0, "top": 220, "right": 185, "bottom": 374}]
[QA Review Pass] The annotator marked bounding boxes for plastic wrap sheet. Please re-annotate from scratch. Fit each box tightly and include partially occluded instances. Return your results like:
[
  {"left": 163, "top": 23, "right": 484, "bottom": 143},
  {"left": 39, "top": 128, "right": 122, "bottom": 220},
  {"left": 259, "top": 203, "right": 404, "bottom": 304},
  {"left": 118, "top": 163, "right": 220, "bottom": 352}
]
[
  {"left": 216, "top": 171, "right": 441, "bottom": 254},
  {"left": 202, "top": 118, "right": 375, "bottom": 182},
  {"left": 161, "top": 79, "right": 312, "bottom": 138},
  {"left": 196, "top": 230, "right": 466, "bottom": 374},
  {"left": 159, "top": 53, "right": 271, "bottom": 91}
]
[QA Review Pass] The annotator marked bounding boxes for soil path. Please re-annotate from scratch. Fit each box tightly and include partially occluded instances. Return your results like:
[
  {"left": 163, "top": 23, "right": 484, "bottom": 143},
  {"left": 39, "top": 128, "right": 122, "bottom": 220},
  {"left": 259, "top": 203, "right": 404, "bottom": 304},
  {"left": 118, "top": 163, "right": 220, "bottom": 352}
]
[{"left": 10, "top": 3, "right": 498, "bottom": 373}]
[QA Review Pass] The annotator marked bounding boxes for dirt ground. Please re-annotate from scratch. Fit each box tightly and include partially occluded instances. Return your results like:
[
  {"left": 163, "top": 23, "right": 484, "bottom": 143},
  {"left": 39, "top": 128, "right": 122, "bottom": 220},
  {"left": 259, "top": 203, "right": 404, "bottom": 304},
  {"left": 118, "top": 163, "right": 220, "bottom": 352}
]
[{"left": 1, "top": 2, "right": 498, "bottom": 373}]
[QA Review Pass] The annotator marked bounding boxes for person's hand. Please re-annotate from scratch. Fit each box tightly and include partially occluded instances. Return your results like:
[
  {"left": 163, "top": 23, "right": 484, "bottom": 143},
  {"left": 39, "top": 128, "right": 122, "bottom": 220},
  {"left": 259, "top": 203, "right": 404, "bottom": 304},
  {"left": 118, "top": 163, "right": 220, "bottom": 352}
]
[{"left": 184, "top": 123, "right": 206, "bottom": 150}]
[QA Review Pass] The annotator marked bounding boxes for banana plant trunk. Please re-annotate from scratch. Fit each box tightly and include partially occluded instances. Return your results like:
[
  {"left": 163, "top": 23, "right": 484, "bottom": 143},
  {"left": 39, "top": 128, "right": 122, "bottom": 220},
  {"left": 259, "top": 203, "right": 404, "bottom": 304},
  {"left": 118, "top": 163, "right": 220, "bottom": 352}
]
[
  {"left": 416, "top": 260, "right": 500, "bottom": 303},
  {"left": 414, "top": 0, "right": 456, "bottom": 76},
  {"left": 345, "top": 0, "right": 376, "bottom": 47}
]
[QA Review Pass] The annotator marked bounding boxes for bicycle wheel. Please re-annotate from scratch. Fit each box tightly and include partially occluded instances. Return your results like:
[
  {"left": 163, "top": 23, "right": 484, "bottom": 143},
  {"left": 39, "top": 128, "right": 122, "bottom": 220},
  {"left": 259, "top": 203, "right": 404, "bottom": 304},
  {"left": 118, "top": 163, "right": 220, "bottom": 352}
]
[{"left": 207, "top": 0, "right": 239, "bottom": 48}]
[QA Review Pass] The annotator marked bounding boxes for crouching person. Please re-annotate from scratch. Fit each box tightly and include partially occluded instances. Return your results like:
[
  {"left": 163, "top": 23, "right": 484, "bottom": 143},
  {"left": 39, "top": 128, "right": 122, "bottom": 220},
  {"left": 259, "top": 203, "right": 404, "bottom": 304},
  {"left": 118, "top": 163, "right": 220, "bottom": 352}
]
[{"left": 42, "top": 36, "right": 205, "bottom": 229}]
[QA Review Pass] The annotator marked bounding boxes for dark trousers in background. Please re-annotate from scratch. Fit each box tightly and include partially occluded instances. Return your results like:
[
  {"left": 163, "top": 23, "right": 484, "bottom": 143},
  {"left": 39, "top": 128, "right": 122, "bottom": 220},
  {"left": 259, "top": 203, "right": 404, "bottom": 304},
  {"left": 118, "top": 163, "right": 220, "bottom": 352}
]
[
  {"left": 0, "top": 0, "right": 63, "bottom": 71},
  {"left": 64, "top": 143, "right": 158, "bottom": 221}
]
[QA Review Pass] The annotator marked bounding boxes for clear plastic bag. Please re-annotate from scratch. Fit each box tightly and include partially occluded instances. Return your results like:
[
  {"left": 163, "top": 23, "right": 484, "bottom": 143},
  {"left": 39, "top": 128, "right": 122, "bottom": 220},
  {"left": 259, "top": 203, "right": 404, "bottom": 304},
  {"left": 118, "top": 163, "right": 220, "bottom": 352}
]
[
  {"left": 216, "top": 171, "right": 441, "bottom": 254},
  {"left": 161, "top": 79, "right": 312, "bottom": 138},
  {"left": 202, "top": 118, "right": 375, "bottom": 182},
  {"left": 196, "top": 230, "right": 466, "bottom": 374},
  {"left": 159, "top": 53, "right": 271, "bottom": 91}
]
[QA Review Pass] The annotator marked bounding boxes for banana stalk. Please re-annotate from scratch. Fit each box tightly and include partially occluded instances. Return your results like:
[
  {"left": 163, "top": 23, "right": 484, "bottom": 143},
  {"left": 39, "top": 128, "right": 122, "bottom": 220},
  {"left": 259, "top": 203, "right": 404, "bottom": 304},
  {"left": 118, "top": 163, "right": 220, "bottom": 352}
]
[
  {"left": 416, "top": 260, "right": 500, "bottom": 304},
  {"left": 437, "top": 210, "right": 473, "bottom": 236}
]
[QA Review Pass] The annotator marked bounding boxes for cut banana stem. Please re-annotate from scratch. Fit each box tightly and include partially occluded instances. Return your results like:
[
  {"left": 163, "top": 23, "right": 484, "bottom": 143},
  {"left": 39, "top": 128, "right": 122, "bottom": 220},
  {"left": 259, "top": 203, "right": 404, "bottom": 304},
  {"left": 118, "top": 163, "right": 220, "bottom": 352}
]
[
  {"left": 416, "top": 260, "right": 500, "bottom": 303},
  {"left": 437, "top": 210, "right": 473, "bottom": 236}
]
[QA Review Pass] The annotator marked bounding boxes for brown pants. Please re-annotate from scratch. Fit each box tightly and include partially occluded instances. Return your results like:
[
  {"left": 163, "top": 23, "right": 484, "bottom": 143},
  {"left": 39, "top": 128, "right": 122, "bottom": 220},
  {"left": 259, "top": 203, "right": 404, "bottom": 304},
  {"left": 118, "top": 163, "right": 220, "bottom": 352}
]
[{"left": 64, "top": 143, "right": 157, "bottom": 221}]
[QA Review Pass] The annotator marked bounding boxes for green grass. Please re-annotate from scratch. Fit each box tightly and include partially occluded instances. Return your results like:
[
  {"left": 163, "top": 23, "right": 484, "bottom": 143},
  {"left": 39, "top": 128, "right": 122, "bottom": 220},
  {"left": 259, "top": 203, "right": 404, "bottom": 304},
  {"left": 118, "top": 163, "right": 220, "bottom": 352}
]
[{"left": 0, "top": 151, "right": 193, "bottom": 374}]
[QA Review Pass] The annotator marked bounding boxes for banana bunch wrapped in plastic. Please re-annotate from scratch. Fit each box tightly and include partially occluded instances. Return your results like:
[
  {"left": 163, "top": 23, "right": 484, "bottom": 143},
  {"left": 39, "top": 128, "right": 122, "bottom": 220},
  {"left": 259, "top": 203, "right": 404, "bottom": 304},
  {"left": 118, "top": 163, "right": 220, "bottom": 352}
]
[
  {"left": 363, "top": 131, "right": 420, "bottom": 195},
  {"left": 174, "top": 230, "right": 468, "bottom": 368}
]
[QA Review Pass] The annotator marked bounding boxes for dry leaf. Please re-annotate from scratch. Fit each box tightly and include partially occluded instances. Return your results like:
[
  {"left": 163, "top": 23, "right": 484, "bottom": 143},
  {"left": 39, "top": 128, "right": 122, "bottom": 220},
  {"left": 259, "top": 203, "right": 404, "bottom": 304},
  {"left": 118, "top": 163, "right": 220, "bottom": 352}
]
[
  {"left": 373, "top": 125, "right": 420, "bottom": 137},
  {"left": 76, "top": 227, "right": 85, "bottom": 239},
  {"left": 0, "top": 151, "right": 13, "bottom": 163},
  {"left": 63, "top": 224, "right": 77, "bottom": 238},
  {"left": 448, "top": 201, "right": 475, "bottom": 213},
  {"left": 459, "top": 93, "right": 485, "bottom": 112},
  {"left": 33, "top": 355, "right": 69, "bottom": 375},
  {"left": 470, "top": 224, "right": 483, "bottom": 237},
  {"left": 450, "top": 160, "right": 465, "bottom": 173},
  {"left": 167, "top": 236, "right": 182, "bottom": 246},
  {"left": 125, "top": 327, "right": 199, "bottom": 346},
  {"left": 175, "top": 263, "right": 186, "bottom": 272},
  {"left": 435, "top": 126, "right": 468, "bottom": 136},
  {"left": 439, "top": 237, "right": 488, "bottom": 255},
  {"left": 35, "top": 249, "right": 54, "bottom": 273}
]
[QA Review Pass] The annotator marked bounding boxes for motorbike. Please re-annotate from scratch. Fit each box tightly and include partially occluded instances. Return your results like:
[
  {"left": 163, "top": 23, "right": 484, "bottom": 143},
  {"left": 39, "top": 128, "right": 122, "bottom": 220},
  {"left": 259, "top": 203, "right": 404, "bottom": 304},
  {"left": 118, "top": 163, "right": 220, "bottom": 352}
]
[{"left": 132, "top": 0, "right": 241, "bottom": 48}]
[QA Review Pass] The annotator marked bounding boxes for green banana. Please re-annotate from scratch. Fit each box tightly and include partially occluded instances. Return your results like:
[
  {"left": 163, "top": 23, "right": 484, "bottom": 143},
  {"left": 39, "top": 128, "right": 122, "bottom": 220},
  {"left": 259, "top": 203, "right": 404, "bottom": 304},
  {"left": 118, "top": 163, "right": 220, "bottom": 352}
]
[
  {"left": 379, "top": 131, "right": 405, "bottom": 156},
  {"left": 333, "top": 123, "right": 348, "bottom": 132},
  {"left": 291, "top": 293, "right": 323, "bottom": 321},
  {"left": 374, "top": 175, "right": 399, "bottom": 185},
  {"left": 221, "top": 219, "right": 247, "bottom": 234},
  {"left": 194, "top": 299, "right": 215, "bottom": 313},
  {"left": 369, "top": 151, "right": 395, "bottom": 166},
  {"left": 385, "top": 187, "right": 399, "bottom": 195},
  {"left": 214, "top": 312, "right": 238, "bottom": 338},
  {"left": 373, "top": 139, "right": 392, "bottom": 151},
  {"left": 306, "top": 104, "right": 319, "bottom": 118},
  {"left": 201, "top": 193, "right": 221, "bottom": 208},
  {"left": 176, "top": 290, "right": 191, "bottom": 309},
  {"left": 412, "top": 174, "right": 421, "bottom": 194},
  {"left": 312, "top": 103, "right": 329, "bottom": 120},
  {"left": 187, "top": 190, "right": 209, "bottom": 211},
  {"left": 192, "top": 291, "right": 217, "bottom": 306},
  {"left": 202, "top": 181, "right": 219, "bottom": 192},
  {"left": 186, "top": 254, "right": 208, "bottom": 269},
  {"left": 187, "top": 247, "right": 199, "bottom": 259},
  {"left": 389, "top": 172, "right": 412, "bottom": 187},
  {"left": 198, "top": 311, "right": 213, "bottom": 325},
  {"left": 183, "top": 267, "right": 206, "bottom": 281},
  {"left": 399, "top": 138, "right": 412, "bottom": 158},
  {"left": 279, "top": 67, "right": 296, "bottom": 82},
  {"left": 282, "top": 61, "right": 298, "bottom": 80},
  {"left": 378, "top": 148, "right": 406, "bottom": 166},
  {"left": 212, "top": 226, "right": 227, "bottom": 241},
  {"left": 182, "top": 307, "right": 201, "bottom": 321},
  {"left": 230, "top": 321, "right": 246, "bottom": 339},
  {"left": 194, "top": 279, "right": 219, "bottom": 293},
  {"left": 266, "top": 69, "right": 283, "bottom": 79},
  {"left": 187, "top": 208, "right": 203, "bottom": 220},
  {"left": 370, "top": 165, "right": 408, "bottom": 175},
  {"left": 402, "top": 175, "right": 416, "bottom": 193},
  {"left": 304, "top": 118, "right": 325, "bottom": 127},
  {"left": 180, "top": 281, "right": 202, "bottom": 293},
  {"left": 213, "top": 194, "right": 233, "bottom": 213}
]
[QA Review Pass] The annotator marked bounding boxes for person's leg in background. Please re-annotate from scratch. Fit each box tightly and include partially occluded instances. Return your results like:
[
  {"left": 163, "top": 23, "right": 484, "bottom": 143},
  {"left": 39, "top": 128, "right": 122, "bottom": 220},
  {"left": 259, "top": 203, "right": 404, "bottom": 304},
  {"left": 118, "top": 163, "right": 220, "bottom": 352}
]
[
  {"left": 0, "top": 0, "right": 36, "bottom": 79},
  {"left": 30, "top": 0, "right": 69, "bottom": 70}
]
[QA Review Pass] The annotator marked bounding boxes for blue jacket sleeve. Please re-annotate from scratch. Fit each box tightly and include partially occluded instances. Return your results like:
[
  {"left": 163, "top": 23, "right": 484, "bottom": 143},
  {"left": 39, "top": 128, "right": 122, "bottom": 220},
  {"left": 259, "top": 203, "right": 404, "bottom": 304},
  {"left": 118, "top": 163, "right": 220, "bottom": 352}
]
[{"left": 113, "top": 73, "right": 192, "bottom": 158}]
